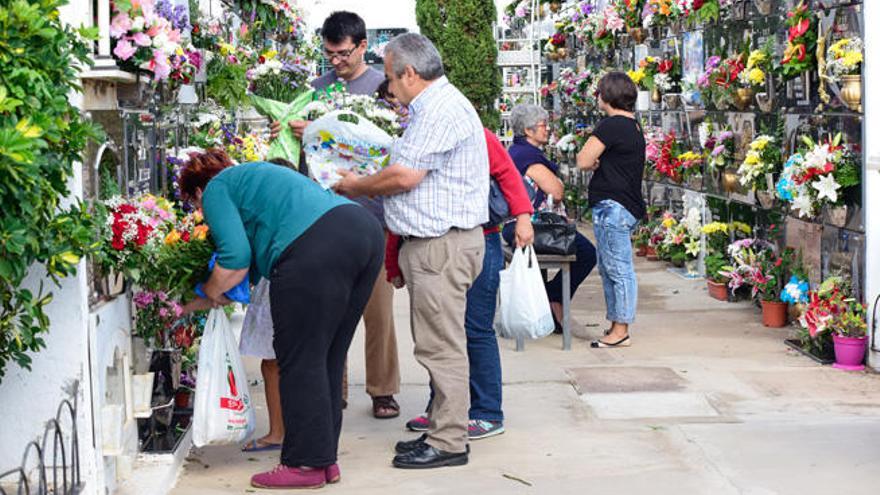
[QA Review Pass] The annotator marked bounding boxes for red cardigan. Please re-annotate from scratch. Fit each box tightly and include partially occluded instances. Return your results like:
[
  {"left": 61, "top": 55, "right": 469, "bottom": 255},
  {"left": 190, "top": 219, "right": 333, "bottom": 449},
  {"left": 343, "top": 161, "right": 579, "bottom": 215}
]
[{"left": 385, "top": 128, "right": 534, "bottom": 281}]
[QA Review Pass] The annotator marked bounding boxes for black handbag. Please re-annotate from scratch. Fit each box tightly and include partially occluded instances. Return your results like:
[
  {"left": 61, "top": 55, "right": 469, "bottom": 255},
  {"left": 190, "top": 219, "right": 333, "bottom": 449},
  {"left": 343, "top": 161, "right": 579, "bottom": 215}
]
[
  {"left": 531, "top": 211, "right": 576, "bottom": 255},
  {"left": 486, "top": 177, "right": 537, "bottom": 226}
]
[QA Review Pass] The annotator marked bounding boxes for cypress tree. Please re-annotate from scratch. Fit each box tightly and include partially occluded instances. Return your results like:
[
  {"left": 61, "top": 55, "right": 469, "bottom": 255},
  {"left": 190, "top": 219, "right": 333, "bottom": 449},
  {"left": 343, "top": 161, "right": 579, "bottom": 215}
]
[{"left": 416, "top": 0, "right": 502, "bottom": 130}]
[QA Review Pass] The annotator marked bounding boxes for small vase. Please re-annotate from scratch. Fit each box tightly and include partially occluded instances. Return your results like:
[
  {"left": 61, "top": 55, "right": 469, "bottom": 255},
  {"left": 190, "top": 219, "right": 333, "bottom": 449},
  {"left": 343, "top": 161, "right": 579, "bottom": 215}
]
[
  {"left": 839, "top": 74, "right": 862, "bottom": 112},
  {"left": 721, "top": 170, "right": 739, "bottom": 193},
  {"left": 761, "top": 300, "right": 788, "bottom": 328},
  {"left": 755, "top": 91, "right": 774, "bottom": 113},
  {"left": 651, "top": 87, "right": 662, "bottom": 104},
  {"left": 636, "top": 90, "right": 651, "bottom": 111},
  {"left": 832, "top": 333, "right": 867, "bottom": 371},
  {"left": 707, "top": 280, "right": 728, "bottom": 302},
  {"left": 713, "top": 93, "right": 731, "bottom": 111},
  {"left": 756, "top": 190, "right": 775, "bottom": 209},
  {"left": 628, "top": 27, "right": 648, "bottom": 45},
  {"left": 733, "top": 87, "right": 754, "bottom": 111}
]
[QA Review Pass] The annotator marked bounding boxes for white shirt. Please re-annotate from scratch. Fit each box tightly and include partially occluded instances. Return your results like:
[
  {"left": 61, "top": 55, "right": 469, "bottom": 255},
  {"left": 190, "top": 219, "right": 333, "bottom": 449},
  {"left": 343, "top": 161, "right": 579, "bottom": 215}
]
[{"left": 384, "top": 77, "right": 489, "bottom": 237}]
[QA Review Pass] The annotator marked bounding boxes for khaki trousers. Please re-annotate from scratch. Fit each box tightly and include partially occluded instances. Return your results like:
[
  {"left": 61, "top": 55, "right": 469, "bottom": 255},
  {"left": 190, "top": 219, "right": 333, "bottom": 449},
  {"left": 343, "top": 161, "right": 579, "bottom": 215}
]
[
  {"left": 399, "top": 227, "right": 484, "bottom": 452},
  {"left": 342, "top": 247, "right": 401, "bottom": 400}
]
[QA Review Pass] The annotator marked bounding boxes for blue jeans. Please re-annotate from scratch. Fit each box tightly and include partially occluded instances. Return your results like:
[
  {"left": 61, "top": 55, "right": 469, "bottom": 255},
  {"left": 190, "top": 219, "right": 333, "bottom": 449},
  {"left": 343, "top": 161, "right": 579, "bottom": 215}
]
[
  {"left": 428, "top": 232, "right": 504, "bottom": 421},
  {"left": 502, "top": 224, "right": 597, "bottom": 305},
  {"left": 592, "top": 200, "right": 639, "bottom": 324}
]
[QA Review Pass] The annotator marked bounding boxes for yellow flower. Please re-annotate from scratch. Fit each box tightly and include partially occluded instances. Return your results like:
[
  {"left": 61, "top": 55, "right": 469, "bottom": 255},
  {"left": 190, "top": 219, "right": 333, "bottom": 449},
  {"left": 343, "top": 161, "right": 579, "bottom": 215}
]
[
  {"left": 748, "top": 68, "right": 765, "bottom": 85},
  {"left": 164, "top": 230, "right": 181, "bottom": 246},
  {"left": 219, "top": 42, "right": 235, "bottom": 56},
  {"left": 751, "top": 138, "right": 769, "bottom": 151},
  {"left": 744, "top": 152, "right": 760, "bottom": 165},
  {"left": 192, "top": 210, "right": 204, "bottom": 224},
  {"left": 731, "top": 221, "right": 752, "bottom": 235},
  {"left": 701, "top": 222, "right": 729, "bottom": 235},
  {"left": 842, "top": 51, "right": 862, "bottom": 69},
  {"left": 677, "top": 151, "right": 702, "bottom": 161},
  {"left": 829, "top": 38, "right": 849, "bottom": 57},
  {"left": 627, "top": 69, "right": 646, "bottom": 85},
  {"left": 747, "top": 51, "right": 767, "bottom": 69},
  {"left": 662, "top": 217, "right": 676, "bottom": 229},
  {"left": 645, "top": 56, "right": 656, "bottom": 63},
  {"left": 262, "top": 49, "right": 278, "bottom": 60}
]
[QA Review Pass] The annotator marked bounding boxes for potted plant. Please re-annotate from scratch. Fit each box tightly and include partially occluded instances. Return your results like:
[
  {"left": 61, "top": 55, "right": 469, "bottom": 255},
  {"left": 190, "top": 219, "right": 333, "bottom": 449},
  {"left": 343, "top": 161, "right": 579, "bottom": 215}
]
[
  {"left": 702, "top": 221, "right": 730, "bottom": 301},
  {"left": 750, "top": 248, "right": 798, "bottom": 328},
  {"left": 633, "top": 224, "right": 651, "bottom": 256},
  {"left": 798, "top": 277, "right": 868, "bottom": 370}
]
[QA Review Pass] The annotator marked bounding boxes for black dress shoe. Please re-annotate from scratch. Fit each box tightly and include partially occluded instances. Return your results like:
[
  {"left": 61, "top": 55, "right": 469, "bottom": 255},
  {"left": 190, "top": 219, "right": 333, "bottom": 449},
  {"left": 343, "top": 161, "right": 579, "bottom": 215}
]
[
  {"left": 392, "top": 442, "right": 468, "bottom": 469},
  {"left": 395, "top": 433, "right": 428, "bottom": 454}
]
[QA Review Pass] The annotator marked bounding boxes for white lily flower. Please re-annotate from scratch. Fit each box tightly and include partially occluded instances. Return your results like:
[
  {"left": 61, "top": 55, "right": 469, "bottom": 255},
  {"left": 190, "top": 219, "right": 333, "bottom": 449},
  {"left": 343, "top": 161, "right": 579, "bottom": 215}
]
[{"left": 812, "top": 173, "right": 841, "bottom": 203}]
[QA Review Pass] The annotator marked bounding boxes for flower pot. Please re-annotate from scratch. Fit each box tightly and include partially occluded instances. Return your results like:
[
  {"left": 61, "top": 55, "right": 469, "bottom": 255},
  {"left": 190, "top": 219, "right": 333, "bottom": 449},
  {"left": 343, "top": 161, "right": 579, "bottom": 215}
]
[
  {"left": 707, "top": 280, "right": 728, "bottom": 301},
  {"left": 636, "top": 90, "right": 651, "bottom": 112},
  {"left": 839, "top": 74, "right": 862, "bottom": 112},
  {"left": 175, "top": 389, "right": 191, "bottom": 409},
  {"left": 628, "top": 27, "right": 648, "bottom": 45},
  {"left": 761, "top": 300, "right": 788, "bottom": 328},
  {"left": 636, "top": 245, "right": 648, "bottom": 257},
  {"left": 733, "top": 87, "right": 754, "bottom": 111},
  {"left": 832, "top": 333, "right": 867, "bottom": 371},
  {"left": 755, "top": 91, "right": 774, "bottom": 113},
  {"left": 645, "top": 245, "right": 657, "bottom": 257}
]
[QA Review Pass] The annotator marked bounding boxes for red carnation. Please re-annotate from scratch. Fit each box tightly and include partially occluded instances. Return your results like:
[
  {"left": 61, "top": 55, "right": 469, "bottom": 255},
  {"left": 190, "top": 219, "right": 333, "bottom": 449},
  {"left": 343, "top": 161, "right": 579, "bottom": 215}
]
[
  {"left": 181, "top": 231, "right": 191, "bottom": 242},
  {"left": 258, "top": 55, "right": 266, "bottom": 64},
  {"left": 658, "top": 59, "right": 673, "bottom": 73},
  {"left": 112, "top": 237, "right": 125, "bottom": 251},
  {"left": 693, "top": 0, "right": 705, "bottom": 9}
]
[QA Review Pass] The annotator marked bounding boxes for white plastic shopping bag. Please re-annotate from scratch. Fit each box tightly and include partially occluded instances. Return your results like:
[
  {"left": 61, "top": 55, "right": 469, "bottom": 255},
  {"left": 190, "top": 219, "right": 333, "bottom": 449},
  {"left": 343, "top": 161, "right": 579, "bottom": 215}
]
[
  {"left": 302, "top": 110, "right": 394, "bottom": 189},
  {"left": 495, "top": 246, "right": 555, "bottom": 340},
  {"left": 192, "top": 309, "right": 255, "bottom": 447}
]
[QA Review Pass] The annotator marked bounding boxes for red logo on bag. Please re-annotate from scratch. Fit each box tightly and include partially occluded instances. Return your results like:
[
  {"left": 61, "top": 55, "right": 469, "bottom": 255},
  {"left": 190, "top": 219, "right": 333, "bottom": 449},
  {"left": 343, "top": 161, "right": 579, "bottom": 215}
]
[{"left": 220, "top": 397, "right": 245, "bottom": 411}]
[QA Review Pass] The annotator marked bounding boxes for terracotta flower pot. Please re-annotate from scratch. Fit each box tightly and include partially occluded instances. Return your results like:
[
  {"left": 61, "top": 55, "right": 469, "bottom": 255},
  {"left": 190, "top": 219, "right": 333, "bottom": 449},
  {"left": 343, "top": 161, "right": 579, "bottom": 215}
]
[
  {"left": 636, "top": 245, "right": 648, "bottom": 257},
  {"left": 761, "top": 300, "right": 788, "bottom": 328},
  {"left": 707, "top": 280, "right": 728, "bottom": 301},
  {"left": 832, "top": 333, "right": 867, "bottom": 371}
]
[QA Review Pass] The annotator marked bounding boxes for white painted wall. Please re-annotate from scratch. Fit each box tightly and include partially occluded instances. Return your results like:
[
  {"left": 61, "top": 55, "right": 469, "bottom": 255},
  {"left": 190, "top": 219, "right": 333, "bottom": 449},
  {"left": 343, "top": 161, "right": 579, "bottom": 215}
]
[{"left": 863, "top": 1, "right": 879, "bottom": 370}]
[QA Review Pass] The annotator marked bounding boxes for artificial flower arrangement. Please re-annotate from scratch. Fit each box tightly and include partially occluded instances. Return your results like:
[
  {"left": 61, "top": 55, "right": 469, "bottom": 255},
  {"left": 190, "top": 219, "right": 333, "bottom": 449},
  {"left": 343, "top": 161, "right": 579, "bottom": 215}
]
[
  {"left": 190, "top": 121, "right": 269, "bottom": 164},
  {"left": 658, "top": 208, "right": 702, "bottom": 265},
  {"left": 825, "top": 37, "right": 863, "bottom": 83},
  {"left": 737, "top": 134, "right": 782, "bottom": 191},
  {"left": 780, "top": 1, "right": 817, "bottom": 80},
  {"left": 205, "top": 37, "right": 257, "bottom": 109},
  {"left": 644, "top": 125, "right": 666, "bottom": 178},
  {"left": 305, "top": 82, "right": 405, "bottom": 138},
  {"left": 617, "top": 0, "right": 646, "bottom": 32},
  {"left": 676, "top": 0, "right": 727, "bottom": 26},
  {"left": 718, "top": 237, "right": 775, "bottom": 293},
  {"left": 503, "top": 0, "right": 533, "bottom": 27},
  {"left": 555, "top": 67, "right": 605, "bottom": 111},
  {"left": 649, "top": 211, "right": 676, "bottom": 255},
  {"left": 775, "top": 133, "right": 860, "bottom": 218},
  {"left": 651, "top": 131, "right": 703, "bottom": 183},
  {"left": 133, "top": 290, "right": 184, "bottom": 347},
  {"left": 698, "top": 53, "right": 744, "bottom": 108},
  {"left": 738, "top": 42, "right": 773, "bottom": 90},
  {"left": 629, "top": 56, "right": 681, "bottom": 93},
  {"left": 96, "top": 194, "right": 177, "bottom": 280},
  {"left": 749, "top": 246, "right": 803, "bottom": 303},
  {"left": 233, "top": 0, "right": 308, "bottom": 41},
  {"left": 589, "top": 6, "right": 626, "bottom": 51},
  {"left": 702, "top": 221, "right": 731, "bottom": 283},
  {"left": 642, "top": 0, "right": 681, "bottom": 28},
  {"left": 698, "top": 121, "right": 735, "bottom": 172},
  {"left": 798, "top": 276, "right": 866, "bottom": 338},
  {"left": 110, "top": 0, "right": 198, "bottom": 83},
  {"left": 543, "top": 28, "right": 569, "bottom": 61}
]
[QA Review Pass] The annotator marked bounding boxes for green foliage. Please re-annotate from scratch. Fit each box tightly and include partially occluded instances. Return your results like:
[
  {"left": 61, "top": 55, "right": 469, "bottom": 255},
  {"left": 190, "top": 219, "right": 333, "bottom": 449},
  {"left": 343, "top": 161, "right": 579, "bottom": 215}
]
[
  {"left": 0, "top": 0, "right": 101, "bottom": 380},
  {"left": 206, "top": 58, "right": 249, "bottom": 109},
  {"left": 416, "top": 0, "right": 502, "bottom": 130},
  {"left": 704, "top": 252, "right": 728, "bottom": 283}
]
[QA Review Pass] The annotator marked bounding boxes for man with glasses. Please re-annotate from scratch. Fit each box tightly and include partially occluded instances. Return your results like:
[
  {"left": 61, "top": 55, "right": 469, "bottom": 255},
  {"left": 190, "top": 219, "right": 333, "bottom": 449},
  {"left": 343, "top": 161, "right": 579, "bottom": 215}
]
[{"left": 269, "top": 11, "right": 401, "bottom": 421}]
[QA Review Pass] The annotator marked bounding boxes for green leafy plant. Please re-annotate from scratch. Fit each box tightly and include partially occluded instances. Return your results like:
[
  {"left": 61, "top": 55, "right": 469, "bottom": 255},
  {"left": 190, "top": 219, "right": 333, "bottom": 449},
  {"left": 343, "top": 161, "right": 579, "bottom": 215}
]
[
  {"left": 704, "top": 252, "right": 728, "bottom": 283},
  {"left": 416, "top": 0, "right": 502, "bottom": 129},
  {"left": 206, "top": 58, "right": 249, "bottom": 110},
  {"left": 0, "top": 0, "right": 102, "bottom": 380}
]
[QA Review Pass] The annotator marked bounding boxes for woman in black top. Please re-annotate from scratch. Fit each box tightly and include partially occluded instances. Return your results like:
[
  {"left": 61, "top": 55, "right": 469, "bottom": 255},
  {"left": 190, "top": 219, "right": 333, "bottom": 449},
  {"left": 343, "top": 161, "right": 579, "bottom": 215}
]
[{"left": 576, "top": 72, "right": 646, "bottom": 348}]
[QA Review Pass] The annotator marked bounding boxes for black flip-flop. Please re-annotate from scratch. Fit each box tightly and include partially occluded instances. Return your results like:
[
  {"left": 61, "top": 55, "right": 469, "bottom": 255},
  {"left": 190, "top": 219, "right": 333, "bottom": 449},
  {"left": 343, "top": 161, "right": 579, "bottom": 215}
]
[{"left": 590, "top": 335, "right": 631, "bottom": 348}]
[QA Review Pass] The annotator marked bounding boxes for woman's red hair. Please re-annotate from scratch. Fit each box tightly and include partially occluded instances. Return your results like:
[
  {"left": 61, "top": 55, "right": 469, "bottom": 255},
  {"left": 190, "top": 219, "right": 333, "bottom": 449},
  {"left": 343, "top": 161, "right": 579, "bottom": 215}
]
[{"left": 178, "top": 148, "right": 234, "bottom": 200}]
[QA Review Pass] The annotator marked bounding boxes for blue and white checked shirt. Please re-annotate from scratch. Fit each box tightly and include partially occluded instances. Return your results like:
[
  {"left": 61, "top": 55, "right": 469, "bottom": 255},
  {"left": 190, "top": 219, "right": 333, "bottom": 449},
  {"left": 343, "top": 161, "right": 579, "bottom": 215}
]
[{"left": 384, "top": 77, "right": 489, "bottom": 238}]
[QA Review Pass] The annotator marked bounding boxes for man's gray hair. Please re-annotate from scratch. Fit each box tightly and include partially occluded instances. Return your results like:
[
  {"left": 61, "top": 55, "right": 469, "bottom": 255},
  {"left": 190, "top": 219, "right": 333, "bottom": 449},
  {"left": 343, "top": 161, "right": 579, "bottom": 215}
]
[
  {"left": 510, "top": 104, "right": 549, "bottom": 136},
  {"left": 385, "top": 33, "right": 445, "bottom": 80}
]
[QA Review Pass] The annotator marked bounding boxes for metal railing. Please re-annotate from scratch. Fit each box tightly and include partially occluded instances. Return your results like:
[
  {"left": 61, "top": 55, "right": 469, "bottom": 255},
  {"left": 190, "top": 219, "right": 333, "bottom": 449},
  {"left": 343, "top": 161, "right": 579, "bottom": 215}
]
[{"left": 0, "top": 381, "right": 82, "bottom": 495}]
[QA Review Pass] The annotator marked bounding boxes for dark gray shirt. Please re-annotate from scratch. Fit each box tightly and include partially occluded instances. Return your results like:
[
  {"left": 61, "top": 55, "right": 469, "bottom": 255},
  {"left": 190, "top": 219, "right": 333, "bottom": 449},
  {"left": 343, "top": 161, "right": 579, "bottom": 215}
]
[{"left": 310, "top": 67, "right": 387, "bottom": 225}]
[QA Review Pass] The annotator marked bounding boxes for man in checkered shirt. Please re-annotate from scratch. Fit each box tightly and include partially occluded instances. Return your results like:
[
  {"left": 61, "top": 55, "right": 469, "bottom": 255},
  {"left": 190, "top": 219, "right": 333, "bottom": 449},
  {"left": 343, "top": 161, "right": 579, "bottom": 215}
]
[{"left": 335, "top": 32, "right": 488, "bottom": 469}]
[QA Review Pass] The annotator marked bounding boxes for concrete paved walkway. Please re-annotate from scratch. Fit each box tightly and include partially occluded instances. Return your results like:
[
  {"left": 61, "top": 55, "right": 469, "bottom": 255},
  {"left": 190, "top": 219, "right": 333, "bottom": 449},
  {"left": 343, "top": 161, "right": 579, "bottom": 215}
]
[{"left": 171, "top": 254, "right": 880, "bottom": 495}]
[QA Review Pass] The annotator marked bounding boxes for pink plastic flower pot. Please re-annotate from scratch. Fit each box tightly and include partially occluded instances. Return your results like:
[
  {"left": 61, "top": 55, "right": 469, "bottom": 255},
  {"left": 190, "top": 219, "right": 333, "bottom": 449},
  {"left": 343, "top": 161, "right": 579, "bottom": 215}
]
[{"left": 832, "top": 333, "right": 867, "bottom": 371}]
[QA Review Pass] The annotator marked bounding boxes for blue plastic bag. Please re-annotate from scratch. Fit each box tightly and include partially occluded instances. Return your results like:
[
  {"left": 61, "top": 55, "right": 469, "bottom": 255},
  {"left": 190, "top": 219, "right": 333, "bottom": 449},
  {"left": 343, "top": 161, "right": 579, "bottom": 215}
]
[{"left": 195, "top": 253, "right": 250, "bottom": 304}]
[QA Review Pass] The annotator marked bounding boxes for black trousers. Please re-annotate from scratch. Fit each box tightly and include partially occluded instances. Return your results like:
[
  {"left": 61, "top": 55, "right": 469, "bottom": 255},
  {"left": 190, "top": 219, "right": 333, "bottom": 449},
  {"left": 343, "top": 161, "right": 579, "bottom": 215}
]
[{"left": 269, "top": 204, "right": 384, "bottom": 467}]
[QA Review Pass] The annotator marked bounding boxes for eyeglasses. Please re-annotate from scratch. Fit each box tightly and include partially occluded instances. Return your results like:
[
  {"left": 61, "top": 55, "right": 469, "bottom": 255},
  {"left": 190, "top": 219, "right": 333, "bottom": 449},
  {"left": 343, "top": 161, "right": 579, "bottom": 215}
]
[{"left": 323, "top": 46, "right": 357, "bottom": 62}]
